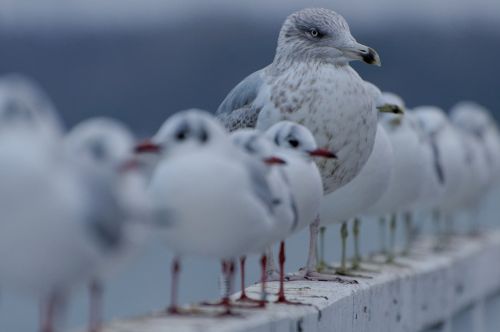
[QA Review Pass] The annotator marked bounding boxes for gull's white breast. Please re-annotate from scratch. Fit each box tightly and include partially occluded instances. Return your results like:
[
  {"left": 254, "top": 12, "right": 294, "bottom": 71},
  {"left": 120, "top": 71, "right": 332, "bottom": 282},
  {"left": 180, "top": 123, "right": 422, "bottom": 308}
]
[{"left": 149, "top": 151, "right": 274, "bottom": 259}]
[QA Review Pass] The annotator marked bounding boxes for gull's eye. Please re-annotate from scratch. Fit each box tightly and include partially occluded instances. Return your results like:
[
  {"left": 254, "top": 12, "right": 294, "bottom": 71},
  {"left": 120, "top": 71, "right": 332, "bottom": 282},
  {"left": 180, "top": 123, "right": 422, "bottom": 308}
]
[
  {"left": 244, "top": 141, "right": 257, "bottom": 154},
  {"left": 288, "top": 139, "right": 300, "bottom": 148},
  {"left": 309, "top": 28, "right": 323, "bottom": 39}
]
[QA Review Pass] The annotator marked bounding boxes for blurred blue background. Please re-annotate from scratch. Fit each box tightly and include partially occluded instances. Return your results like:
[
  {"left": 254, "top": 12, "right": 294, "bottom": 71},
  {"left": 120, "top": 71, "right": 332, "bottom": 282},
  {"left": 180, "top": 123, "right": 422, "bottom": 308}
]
[{"left": 0, "top": 0, "right": 499, "bottom": 331}]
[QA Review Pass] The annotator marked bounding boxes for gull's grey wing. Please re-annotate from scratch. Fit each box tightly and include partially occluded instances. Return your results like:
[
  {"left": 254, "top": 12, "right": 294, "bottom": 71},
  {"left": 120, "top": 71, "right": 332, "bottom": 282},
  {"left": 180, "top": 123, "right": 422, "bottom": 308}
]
[
  {"left": 82, "top": 169, "right": 125, "bottom": 252},
  {"left": 277, "top": 167, "right": 299, "bottom": 232},
  {"left": 244, "top": 157, "right": 276, "bottom": 214},
  {"left": 216, "top": 69, "right": 266, "bottom": 132},
  {"left": 429, "top": 133, "right": 445, "bottom": 185}
]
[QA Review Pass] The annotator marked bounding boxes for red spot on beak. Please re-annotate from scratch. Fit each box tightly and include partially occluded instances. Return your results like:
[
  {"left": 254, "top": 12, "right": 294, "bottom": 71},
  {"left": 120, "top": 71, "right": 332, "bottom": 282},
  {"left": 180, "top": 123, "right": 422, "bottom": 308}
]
[
  {"left": 308, "top": 148, "right": 337, "bottom": 159},
  {"left": 135, "top": 139, "right": 161, "bottom": 154},
  {"left": 264, "top": 156, "right": 287, "bottom": 165}
]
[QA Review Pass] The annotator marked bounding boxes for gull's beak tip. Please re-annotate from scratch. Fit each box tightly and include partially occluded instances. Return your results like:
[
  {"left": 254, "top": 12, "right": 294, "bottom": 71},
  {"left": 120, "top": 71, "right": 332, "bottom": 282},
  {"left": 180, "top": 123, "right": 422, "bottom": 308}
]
[
  {"left": 264, "top": 156, "right": 287, "bottom": 165},
  {"left": 378, "top": 105, "right": 405, "bottom": 115},
  {"left": 134, "top": 140, "right": 161, "bottom": 154},
  {"left": 309, "top": 148, "right": 337, "bottom": 159},
  {"left": 363, "top": 47, "right": 381, "bottom": 67}
]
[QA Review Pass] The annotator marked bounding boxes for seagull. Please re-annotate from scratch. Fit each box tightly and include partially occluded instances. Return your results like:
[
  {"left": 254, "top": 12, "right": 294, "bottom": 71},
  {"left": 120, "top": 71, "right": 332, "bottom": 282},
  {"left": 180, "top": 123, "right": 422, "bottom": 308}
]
[
  {"left": 135, "top": 109, "right": 275, "bottom": 315},
  {"left": 413, "top": 106, "right": 468, "bottom": 244},
  {"left": 0, "top": 92, "right": 147, "bottom": 332},
  {"left": 318, "top": 87, "right": 404, "bottom": 275},
  {"left": 230, "top": 129, "right": 295, "bottom": 305},
  {"left": 216, "top": 7, "right": 381, "bottom": 194},
  {"left": 363, "top": 98, "right": 427, "bottom": 262},
  {"left": 0, "top": 73, "right": 63, "bottom": 141},
  {"left": 407, "top": 109, "right": 447, "bottom": 242},
  {"left": 450, "top": 103, "right": 494, "bottom": 233},
  {"left": 0, "top": 117, "right": 90, "bottom": 332},
  {"left": 64, "top": 117, "right": 151, "bottom": 332},
  {"left": 449, "top": 102, "right": 500, "bottom": 185},
  {"left": 263, "top": 121, "right": 338, "bottom": 282}
]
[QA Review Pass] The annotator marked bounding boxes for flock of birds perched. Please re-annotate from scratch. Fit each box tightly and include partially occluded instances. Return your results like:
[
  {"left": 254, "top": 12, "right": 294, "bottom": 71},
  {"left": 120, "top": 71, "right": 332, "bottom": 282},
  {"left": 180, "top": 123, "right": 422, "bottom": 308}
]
[{"left": 1, "top": 7, "right": 500, "bottom": 332}]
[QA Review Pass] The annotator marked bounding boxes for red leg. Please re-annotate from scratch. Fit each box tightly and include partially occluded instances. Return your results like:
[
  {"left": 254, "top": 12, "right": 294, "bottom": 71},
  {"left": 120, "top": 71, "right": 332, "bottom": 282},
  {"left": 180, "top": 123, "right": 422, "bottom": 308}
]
[
  {"left": 40, "top": 296, "right": 56, "bottom": 332},
  {"left": 40, "top": 292, "right": 65, "bottom": 332},
  {"left": 88, "top": 280, "right": 103, "bottom": 332},
  {"left": 237, "top": 256, "right": 249, "bottom": 300},
  {"left": 167, "top": 257, "right": 181, "bottom": 314},
  {"left": 276, "top": 241, "right": 287, "bottom": 303},
  {"left": 275, "top": 241, "right": 306, "bottom": 305},
  {"left": 218, "top": 260, "right": 238, "bottom": 316},
  {"left": 236, "top": 256, "right": 263, "bottom": 305},
  {"left": 257, "top": 254, "right": 267, "bottom": 308}
]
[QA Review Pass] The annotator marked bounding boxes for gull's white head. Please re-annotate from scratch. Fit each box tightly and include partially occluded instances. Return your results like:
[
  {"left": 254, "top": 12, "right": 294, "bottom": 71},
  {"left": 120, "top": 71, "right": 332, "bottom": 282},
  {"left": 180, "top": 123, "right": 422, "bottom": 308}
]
[
  {"left": 0, "top": 74, "right": 63, "bottom": 140},
  {"left": 376, "top": 91, "right": 406, "bottom": 120},
  {"left": 275, "top": 8, "right": 380, "bottom": 67},
  {"left": 65, "top": 117, "right": 135, "bottom": 171},
  {"left": 265, "top": 121, "right": 337, "bottom": 160},
  {"left": 380, "top": 92, "right": 406, "bottom": 111},
  {"left": 412, "top": 106, "right": 449, "bottom": 136},
  {"left": 450, "top": 102, "right": 495, "bottom": 138},
  {"left": 231, "top": 129, "right": 286, "bottom": 165},
  {"left": 135, "top": 109, "right": 230, "bottom": 158}
]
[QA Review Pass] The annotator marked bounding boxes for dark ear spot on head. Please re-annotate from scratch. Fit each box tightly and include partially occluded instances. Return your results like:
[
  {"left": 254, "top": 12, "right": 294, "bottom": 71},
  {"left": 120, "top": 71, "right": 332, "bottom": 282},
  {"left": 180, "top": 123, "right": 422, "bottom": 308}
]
[
  {"left": 273, "top": 133, "right": 281, "bottom": 146},
  {"left": 243, "top": 135, "right": 259, "bottom": 154},
  {"left": 89, "top": 140, "right": 108, "bottom": 161},
  {"left": 2, "top": 100, "right": 32, "bottom": 123},
  {"left": 199, "top": 126, "right": 209, "bottom": 143}
]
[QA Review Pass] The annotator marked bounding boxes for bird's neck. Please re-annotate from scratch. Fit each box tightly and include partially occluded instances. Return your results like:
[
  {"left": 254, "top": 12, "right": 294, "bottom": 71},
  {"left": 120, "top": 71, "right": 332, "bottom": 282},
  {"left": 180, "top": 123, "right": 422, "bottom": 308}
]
[{"left": 270, "top": 54, "right": 349, "bottom": 76}]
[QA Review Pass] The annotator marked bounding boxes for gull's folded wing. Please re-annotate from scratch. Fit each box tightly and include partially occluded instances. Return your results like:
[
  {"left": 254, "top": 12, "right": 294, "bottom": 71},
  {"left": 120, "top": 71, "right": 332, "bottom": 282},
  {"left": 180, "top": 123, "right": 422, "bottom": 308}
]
[{"left": 216, "top": 69, "right": 266, "bottom": 131}]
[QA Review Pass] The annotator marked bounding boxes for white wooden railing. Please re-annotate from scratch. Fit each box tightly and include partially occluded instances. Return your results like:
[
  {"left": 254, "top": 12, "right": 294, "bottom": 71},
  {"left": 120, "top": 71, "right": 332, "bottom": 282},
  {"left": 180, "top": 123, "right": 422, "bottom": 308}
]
[{"left": 92, "top": 231, "right": 500, "bottom": 332}]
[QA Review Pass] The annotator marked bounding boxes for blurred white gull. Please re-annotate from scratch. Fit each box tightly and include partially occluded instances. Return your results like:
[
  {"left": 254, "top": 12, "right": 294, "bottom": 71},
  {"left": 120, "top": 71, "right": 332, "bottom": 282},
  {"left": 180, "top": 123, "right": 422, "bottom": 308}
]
[
  {"left": 64, "top": 117, "right": 152, "bottom": 331},
  {"left": 0, "top": 73, "right": 63, "bottom": 141},
  {"left": 450, "top": 103, "right": 496, "bottom": 232},
  {"left": 318, "top": 87, "right": 404, "bottom": 275},
  {"left": 0, "top": 111, "right": 90, "bottom": 332},
  {"left": 264, "top": 121, "right": 338, "bottom": 283},
  {"left": 408, "top": 109, "right": 447, "bottom": 235},
  {"left": 216, "top": 7, "right": 381, "bottom": 194},
  {"left": 230, "top": 129, "right": 294, "bottom": 305},
  {"left": 0, "top": 79, "right": 148, "bottom": 331},
  {"left": 450, "top": 102, "right": 500, "bottom": 185},
  {"left": 413, "top": 106, "right": 468, "bottom": 242},
  {"left": 135, "top": 110, "right": 275, "bottom": 315},
  {"left": 364, "top": 97, "right": 427, "bottom": 262}
]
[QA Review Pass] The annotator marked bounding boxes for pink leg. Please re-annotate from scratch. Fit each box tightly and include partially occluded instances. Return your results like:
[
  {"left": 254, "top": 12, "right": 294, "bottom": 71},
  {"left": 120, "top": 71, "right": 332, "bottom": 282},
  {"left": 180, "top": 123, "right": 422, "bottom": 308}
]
[
  {"left": 88, "top": 280, "right": 103, "bottom": 332},
  {"left": 275, "top": 241, "right": 305, "bottom": 305},
  {"left": 257, "top": 254, "right": 267, "bottom": 308},
  {"left": 40, "top": 292, "right": 65, "bottom": 332},
  {"left": 219, "top": 260, "right": 236, "bottom": 316},
  {"left": 167, "top": 257, "right": 181, "bottom": 314},
  {"left": 275, "top": 241, "right": 287, "bottom": 303},
  {"left": 237, "top": 256, "right": 252, "bottom": 301}
]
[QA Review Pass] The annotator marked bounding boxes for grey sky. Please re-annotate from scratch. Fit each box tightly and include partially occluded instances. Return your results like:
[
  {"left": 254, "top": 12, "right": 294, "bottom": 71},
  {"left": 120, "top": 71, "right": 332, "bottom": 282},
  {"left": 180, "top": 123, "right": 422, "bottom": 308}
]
[{"left": 0, "top": 0, "right": 499, "bottom": 31}]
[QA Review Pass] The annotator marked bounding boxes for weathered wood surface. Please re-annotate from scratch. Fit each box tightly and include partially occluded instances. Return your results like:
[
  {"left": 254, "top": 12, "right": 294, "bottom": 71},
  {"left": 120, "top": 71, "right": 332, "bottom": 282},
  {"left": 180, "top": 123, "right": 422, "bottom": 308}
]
[{"left": 97, "top": 232, "right": 500, "bottom": 332}]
